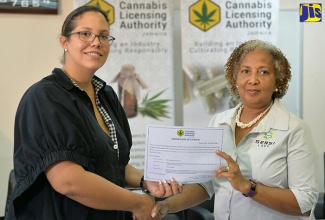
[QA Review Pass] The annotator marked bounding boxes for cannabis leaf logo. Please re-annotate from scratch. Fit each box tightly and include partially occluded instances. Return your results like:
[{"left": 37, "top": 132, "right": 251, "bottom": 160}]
[
  {"left": 193, "top": 2, "right": 217, "bottom": 31},
  {"left": 94, "top": 1, "right": 110, "bottom": 15},
  {"left": 189, "top": 0, "right": 220, "bottom": 31},
  {"left": 177, "top": 130, "right": 185, "bottom": 137},
  {"left": 86, "top": 0, "right": 114, "bottom": 25}
]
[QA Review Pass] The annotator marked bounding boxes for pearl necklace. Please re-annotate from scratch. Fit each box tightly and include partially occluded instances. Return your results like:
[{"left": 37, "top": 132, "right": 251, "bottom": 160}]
[{"left": 235, "top": 102, "right": 273, "bottom": 129}]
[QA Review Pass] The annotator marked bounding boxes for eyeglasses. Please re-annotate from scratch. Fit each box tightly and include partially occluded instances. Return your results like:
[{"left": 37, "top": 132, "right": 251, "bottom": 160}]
[{"left": 68, "top": 31, "right": 115, "bottom": 46}]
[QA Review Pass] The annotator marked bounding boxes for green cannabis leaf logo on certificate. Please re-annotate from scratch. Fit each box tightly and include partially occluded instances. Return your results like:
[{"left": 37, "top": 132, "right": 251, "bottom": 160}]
[{"left": 138, "top": 90, "right": 171, "bottom": 120}]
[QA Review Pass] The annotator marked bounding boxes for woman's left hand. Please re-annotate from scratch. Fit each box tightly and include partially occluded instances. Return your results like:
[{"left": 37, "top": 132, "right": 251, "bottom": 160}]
[
  {"left": 215, "top": 150, "right": 250, "bottom": 194},
  {"left": 146, "top": 177, "right": 183, "bottom": 198}
]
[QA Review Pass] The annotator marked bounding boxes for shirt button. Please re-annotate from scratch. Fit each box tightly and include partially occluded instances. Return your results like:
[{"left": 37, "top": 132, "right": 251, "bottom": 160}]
[{"left": 113, "top": 144, "right": 118, "bottom": 149}]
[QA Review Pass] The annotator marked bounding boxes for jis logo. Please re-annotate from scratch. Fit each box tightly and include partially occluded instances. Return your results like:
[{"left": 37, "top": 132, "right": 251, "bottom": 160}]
[{"left": 300, "top": 3, "right": 322, "bottom": 22}]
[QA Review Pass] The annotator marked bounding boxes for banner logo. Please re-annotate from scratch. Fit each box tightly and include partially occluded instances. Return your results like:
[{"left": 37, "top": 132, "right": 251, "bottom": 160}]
[
  {"left": 86, "top": 0, "right": 115, "bottom": 25},
  {"left": 300, "top": 3, "right": 322, "bottom": 22},
  {"left": 189, "top": 0, "right": 220, "bottom": 31}
]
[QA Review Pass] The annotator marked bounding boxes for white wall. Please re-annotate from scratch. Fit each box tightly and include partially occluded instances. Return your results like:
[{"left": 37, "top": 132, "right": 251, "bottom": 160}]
[
  {"left": 0, "top": 1, "right": 73, "bottom": 215},
  {"left": 281, "top": 0, "right": 325, "bottom": 198},
  {"left": 0, "top": 0, "right": 324, "bottom": 216},
  {"left": 302, "top": 2, "right": 325, "bottom": 193}
]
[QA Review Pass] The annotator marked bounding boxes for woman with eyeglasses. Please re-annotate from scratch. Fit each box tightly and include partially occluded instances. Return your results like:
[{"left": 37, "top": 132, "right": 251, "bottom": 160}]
[{"left": 6, "top": 6, "right": 182, "bottom": 220}]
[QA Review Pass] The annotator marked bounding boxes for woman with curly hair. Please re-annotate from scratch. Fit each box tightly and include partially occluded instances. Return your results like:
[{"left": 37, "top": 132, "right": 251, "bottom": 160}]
[{"left": 151, "top": 39, "right": 319, "bottom": 220}]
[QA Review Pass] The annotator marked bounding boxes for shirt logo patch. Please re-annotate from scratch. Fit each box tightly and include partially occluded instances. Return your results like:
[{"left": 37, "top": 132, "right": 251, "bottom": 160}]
[
  {"left": 263, "top": 131, "right": 273, "bottom": 139},
  {"left": 255, "top": 131, "right": 275, "bottom": 147}
]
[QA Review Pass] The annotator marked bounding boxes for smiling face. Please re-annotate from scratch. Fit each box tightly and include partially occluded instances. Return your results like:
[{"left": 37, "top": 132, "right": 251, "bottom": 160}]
[
  {"left": 236, "top": 49, "right": 277, "bottom": 108},
  {"left": 60, "top": 11, "right": 110, "bottom": 73}
]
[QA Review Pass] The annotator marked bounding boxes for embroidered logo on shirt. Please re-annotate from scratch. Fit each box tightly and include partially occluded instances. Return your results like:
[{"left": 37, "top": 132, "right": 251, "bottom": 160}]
[
  {"left": 255, "top": 131, "right": 275, "bottom": 147},
  {"left": 263, "top": 131, "right": 273, "bottom": 139},
  {"left": 255, "top": 140, "right": 275, "bottom": 147}
]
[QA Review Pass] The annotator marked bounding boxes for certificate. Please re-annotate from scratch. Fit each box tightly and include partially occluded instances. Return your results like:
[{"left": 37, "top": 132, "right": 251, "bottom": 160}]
[{"left": 144, "top": 125, "right": 224, "bottom": 184}]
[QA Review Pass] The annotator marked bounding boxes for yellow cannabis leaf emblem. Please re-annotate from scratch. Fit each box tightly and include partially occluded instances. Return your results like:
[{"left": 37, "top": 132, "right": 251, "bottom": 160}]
[
  {"left": 86, "top": 0, "right": 115, "bottom": 25},
  {"left": 189, "top": 0, "right": 220, "bottom": 31}
]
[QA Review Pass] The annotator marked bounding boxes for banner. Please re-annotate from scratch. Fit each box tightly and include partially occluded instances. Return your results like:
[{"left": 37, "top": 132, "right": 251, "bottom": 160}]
[
  {"left": 74, "top": 0, "right": 175, "bottom": 170},
  {"left": 181, "top": 0, "right": 279, "bottom": 126}
]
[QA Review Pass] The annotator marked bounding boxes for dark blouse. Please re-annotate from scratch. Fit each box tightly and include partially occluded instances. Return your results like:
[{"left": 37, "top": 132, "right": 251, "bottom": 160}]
[{"left": 6, "top": 68, "right": 132, "bottom": 220}]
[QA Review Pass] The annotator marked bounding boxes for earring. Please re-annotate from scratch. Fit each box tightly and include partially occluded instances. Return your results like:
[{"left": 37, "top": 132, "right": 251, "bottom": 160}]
[
  {"left": 275, "top": 88, "right": 278, "bottom": 92},
  {"left": 64, "top": 48, "right": 67, "bottom": 52},
  {"left": 236, "top": 85, "right": 238, "bottom": 88}
]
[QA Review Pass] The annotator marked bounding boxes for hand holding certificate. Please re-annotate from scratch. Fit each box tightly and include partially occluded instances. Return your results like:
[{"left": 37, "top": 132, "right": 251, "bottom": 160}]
[{"left": 144, "top": 125, "right": 224, "bottom": 184}]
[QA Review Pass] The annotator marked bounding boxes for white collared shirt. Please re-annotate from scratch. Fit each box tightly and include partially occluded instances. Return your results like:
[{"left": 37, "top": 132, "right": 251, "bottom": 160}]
[{"left": 200, "top": 99, "right": 319, "bottom": 220}]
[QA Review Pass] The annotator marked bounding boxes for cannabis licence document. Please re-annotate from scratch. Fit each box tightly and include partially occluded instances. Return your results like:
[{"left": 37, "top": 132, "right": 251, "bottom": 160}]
[{"left": 144, "top": 125, "right": 224, "bottom": 184}]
